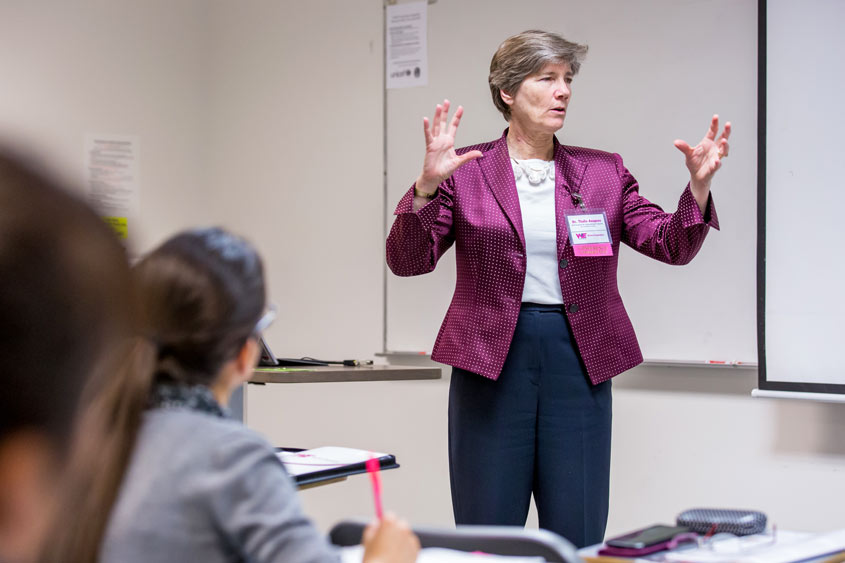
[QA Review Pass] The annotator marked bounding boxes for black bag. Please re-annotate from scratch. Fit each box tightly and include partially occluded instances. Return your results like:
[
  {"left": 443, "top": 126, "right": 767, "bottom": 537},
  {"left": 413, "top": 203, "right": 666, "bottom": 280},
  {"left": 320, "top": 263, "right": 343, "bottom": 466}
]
[{"left": 676, "top": 508, "right": 767, "bottom": 536}]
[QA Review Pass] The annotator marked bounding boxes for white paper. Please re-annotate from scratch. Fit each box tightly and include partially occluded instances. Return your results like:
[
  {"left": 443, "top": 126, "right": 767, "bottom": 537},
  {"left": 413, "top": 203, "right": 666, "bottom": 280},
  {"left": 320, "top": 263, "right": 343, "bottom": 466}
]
[
  {"left": 84, "top": 134, "right": 140, "bottom": 241},
  {"left": 277, "top": 446, "right": 388, "bottom": 477},
  {"left": 386, "top": 1, "right": 427, "bottom": 89},
  {"left": 341, "top": 545, "right": 544, "bottom": 563}
]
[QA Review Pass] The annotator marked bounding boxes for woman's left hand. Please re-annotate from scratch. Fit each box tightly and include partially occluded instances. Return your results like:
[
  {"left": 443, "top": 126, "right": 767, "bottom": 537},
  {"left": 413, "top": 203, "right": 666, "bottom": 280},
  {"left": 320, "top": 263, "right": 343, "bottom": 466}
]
[{"left": 674, "top": 115, "right": 731, "bottom": 212}]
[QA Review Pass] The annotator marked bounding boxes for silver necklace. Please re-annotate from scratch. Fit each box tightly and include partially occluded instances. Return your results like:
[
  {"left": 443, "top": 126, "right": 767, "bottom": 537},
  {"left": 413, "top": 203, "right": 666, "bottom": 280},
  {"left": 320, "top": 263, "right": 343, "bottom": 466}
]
[{"left": 511, "top": 158, "right": 553, "bottom": 185}]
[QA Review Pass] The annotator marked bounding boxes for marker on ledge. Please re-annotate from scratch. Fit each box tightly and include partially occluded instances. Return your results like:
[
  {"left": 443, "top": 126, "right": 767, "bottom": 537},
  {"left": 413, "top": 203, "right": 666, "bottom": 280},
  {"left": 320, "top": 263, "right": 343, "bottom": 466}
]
[{"left": 366, "top": 453, "right": 383, "bottom": 519}]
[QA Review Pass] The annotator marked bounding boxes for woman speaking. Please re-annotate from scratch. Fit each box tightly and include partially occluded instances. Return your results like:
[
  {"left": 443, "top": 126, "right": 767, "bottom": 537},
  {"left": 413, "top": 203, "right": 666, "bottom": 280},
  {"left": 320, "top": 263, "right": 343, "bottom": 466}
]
[{"left": 386, "top": 30, "right": 729, "bottom": 548}]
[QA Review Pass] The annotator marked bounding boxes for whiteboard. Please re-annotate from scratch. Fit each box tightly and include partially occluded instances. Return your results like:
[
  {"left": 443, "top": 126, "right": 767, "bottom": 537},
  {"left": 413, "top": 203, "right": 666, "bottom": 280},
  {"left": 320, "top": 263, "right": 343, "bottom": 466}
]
[
  {"left": 760, "top": 0, "right": 845, "bottom": 394},
  {"left": 385, "top": 0, "right": 758, "bottom": 364}
]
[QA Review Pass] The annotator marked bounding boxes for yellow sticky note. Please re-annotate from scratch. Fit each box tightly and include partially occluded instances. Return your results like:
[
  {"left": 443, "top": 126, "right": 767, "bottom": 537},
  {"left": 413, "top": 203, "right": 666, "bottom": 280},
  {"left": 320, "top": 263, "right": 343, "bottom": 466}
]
[{"left": 103, "top": 216, "right": 128, "bottom": 239}]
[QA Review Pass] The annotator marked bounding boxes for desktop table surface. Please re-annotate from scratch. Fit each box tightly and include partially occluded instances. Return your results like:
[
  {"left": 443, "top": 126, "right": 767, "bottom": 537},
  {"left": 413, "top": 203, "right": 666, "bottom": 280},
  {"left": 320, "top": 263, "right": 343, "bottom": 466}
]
[
  {"left": 579, "top": 529, "right": 845, "bottom": 563},
  {"left": 250, "top": 363, "right": 442, "bottom": 384},
  {"left": 230, "top": 365, "right": 441, "bottom": 422}
]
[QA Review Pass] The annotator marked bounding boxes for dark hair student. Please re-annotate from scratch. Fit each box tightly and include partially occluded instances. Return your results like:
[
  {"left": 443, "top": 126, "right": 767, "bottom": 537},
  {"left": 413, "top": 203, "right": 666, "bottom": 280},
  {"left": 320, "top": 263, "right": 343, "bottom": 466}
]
[
  {"left": 45, "top": 227, "right": 419, "bottom": 563},
  {"left": 0, "top": 152, "right": 132, "bottom": 563}
]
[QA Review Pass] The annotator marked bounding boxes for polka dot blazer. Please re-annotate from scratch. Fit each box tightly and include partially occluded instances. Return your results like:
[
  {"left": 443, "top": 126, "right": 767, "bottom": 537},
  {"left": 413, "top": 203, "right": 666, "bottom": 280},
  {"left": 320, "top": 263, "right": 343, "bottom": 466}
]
[{"left": 386, "top": 130, "right": 719, "bottom": 385}]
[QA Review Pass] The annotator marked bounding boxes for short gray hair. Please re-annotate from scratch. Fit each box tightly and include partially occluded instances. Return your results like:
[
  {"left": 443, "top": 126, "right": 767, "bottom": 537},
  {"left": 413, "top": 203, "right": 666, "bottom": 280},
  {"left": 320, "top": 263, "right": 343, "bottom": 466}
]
[{"left": 488, "top": 30, "right": 588, "bottom": 121}]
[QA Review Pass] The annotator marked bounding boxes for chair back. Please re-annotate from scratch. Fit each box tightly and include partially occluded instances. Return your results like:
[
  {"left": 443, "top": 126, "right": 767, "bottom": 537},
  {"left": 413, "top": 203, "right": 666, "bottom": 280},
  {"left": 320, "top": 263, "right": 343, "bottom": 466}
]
[{"left": 329, "top": 520, "right": 583, "bottom": 563}]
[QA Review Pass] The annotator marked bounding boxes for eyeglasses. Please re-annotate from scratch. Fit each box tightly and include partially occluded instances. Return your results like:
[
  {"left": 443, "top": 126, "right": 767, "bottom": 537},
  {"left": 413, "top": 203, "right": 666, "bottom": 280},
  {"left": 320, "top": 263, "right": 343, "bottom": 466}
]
[
  {"left": 701, "top": 526, "right": 778, "bottom": 556},
  {"left": 253, "top": 304, "right": 277, "bottom": 335},
  {"left": 656, "top": 525, "right": 779, "bottom": 562}
]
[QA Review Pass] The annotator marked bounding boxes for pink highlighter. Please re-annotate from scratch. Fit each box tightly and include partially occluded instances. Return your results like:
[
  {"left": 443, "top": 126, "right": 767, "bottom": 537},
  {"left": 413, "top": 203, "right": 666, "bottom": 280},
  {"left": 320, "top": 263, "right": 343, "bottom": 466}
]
[{"left": 366, "top": 454, "right": 383, "bottom": 519}]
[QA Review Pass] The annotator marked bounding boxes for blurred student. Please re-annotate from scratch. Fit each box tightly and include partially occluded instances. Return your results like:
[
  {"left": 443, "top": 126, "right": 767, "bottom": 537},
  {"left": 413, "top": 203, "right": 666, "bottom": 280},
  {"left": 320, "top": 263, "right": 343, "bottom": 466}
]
[
  {"left": 46, "top": 227, "right": 419, "bottom": 563},
  {"left": 0, "top": 153, "right": 132, "bottom": 563}
]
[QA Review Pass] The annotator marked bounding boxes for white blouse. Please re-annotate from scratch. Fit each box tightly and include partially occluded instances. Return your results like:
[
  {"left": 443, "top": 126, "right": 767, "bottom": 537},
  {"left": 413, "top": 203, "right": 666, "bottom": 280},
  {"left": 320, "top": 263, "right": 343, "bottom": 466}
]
[{"left": 511, "top": 158, "right": 564, "bottom": 305}]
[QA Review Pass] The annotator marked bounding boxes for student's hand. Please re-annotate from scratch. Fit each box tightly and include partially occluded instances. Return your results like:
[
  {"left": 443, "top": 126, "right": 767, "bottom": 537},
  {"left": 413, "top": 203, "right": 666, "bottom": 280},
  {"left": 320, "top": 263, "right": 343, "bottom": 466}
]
[
  {"left": 674, "top": 114, "right": 731, "bottom": 212},
  {"left": 415, "top": 99, "right": 483, "bottom": 196},
  {"left": 361, "top": 512, "right": 420, "bottom": 563}
]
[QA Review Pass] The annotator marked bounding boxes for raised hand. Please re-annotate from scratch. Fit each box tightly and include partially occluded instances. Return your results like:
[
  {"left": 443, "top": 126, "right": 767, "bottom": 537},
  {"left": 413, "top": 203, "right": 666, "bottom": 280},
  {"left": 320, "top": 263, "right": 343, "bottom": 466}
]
[
  {"left": 415, "top": 99, "right": 483, "bottom": 195},
  {"left": 674, "top": 115, "right": 731, "bottom": 211}
]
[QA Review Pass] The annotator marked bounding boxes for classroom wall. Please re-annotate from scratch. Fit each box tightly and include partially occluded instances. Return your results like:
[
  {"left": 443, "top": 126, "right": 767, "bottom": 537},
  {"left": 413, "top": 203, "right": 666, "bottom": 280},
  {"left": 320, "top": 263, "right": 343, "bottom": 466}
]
[
  {"left": 2, "top": 0, "right": 843, "bottom": 544},
  {"left": 201, "top": 0, "right": 386, "bottom": 361},
  {"left": 0, "top": 0, "right": 210, "bottom": 250}
]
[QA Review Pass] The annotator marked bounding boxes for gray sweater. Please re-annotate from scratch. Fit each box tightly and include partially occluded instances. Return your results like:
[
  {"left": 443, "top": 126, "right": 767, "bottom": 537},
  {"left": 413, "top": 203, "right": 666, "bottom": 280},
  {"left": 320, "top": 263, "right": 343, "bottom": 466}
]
[{"left": 101, "top": 408, "right": 340, "bottom": 563}]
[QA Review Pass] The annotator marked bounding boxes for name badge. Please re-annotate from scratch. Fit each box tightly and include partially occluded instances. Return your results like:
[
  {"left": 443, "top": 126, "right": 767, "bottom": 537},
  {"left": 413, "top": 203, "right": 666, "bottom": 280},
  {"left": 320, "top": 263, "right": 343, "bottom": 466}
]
[{"left": 564, "top": 209, "right": 613, "bottom": 257}]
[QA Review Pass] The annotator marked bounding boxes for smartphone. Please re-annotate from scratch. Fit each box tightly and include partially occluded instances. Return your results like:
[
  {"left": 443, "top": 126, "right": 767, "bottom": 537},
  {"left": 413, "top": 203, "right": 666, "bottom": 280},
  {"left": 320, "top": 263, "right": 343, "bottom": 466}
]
[{"left": 605, "top": 524, "right": 690, "bottom": 549}]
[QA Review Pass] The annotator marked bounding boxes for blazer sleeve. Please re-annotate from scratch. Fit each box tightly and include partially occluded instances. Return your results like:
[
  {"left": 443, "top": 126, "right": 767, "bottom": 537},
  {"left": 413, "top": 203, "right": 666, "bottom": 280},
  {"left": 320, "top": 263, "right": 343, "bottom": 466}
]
[
  {"left": 616, "top": 153, "right": 720, "bottom": 265},
  {"left": 207, "top": 430, "right": 340, "bottom": 563},
  {"left": 385, "top": 177, "right": 457, "bottom": 276}
]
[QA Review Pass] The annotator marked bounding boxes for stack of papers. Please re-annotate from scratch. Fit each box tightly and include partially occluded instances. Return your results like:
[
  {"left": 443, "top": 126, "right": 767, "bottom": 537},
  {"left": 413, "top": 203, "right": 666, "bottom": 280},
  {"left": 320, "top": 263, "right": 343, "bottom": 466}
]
[{"left": 341, "top": 545, "right": 545, "bottom": 563}]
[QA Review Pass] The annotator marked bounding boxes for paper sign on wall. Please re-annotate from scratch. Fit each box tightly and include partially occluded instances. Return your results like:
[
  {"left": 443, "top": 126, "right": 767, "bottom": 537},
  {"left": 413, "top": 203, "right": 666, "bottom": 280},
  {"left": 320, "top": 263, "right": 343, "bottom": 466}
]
[
  {"left": 84, "top": 134, "right": 140, "bottom": 241},
  {"left": 386, "top": 1, "right": 428, "bottom": 89}
]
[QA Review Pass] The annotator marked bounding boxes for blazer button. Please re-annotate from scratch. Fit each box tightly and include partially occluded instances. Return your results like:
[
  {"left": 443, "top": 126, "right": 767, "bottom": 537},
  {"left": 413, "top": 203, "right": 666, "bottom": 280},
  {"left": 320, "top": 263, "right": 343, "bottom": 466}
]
[
  {"left": 568, "top": 303, "right": 579, "bottom": 313},
  {"left": 559, "top": 258, "right": 568, "bottom": 269}
]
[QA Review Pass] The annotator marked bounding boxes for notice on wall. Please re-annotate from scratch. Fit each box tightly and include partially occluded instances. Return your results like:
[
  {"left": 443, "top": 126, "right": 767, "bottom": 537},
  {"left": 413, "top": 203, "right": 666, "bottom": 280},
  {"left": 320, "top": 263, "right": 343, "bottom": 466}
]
[
  {"left": 386, "top": 1, "right": 427, "bottom": 89},
  {"left": 84, "top": 134, "right": 140, "bottom": 241}
]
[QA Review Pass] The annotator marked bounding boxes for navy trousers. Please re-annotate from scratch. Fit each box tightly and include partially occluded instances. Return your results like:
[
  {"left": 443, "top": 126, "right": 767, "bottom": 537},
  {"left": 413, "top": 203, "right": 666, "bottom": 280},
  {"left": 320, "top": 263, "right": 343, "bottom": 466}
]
[{"left": 448, "top": 303, "right": 612, "bottom": 548}]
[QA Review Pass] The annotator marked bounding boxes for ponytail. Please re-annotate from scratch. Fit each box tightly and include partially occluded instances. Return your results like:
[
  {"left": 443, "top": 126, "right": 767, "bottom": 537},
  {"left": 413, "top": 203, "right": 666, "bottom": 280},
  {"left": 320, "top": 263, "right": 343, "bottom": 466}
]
[
  {"left": 41, "top": 226, "right": 265, "bottom": 562},
  {"left": 41, "top": 337, "right": 157, "bottom": 563}
]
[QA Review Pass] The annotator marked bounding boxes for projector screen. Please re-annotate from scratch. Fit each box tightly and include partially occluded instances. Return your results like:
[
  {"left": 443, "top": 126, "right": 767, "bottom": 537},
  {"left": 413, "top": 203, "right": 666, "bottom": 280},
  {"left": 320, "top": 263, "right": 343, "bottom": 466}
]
[{"left": 759, "top": 0, "right": 845, "bottom": 396}]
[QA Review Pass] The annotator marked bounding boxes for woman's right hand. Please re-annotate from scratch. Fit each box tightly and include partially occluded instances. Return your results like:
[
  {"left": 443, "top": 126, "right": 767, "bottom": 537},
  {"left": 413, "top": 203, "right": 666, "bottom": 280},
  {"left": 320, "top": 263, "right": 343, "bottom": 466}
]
[
  {"left": 361, "top": 513, "right": 420, "bottom": 563},
  {"left": 415, "top": 99, "right": 483, "bottom": 195}
]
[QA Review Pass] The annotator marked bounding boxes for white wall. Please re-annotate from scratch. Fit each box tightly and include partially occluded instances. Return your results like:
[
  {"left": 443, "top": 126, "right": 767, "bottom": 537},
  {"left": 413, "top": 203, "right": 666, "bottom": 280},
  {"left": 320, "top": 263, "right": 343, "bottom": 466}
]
[
  {"left": 0, "top": 0, "right": 209, "bottom": 251},
  {"left": 610, "top": 367, "right": 845, "bottom": 534},
  {"left": 202, "top": 0, "right": 386, "bottom": 361},
  {"left": 2, "top": 0, "right": 844, "bottom": 544}
]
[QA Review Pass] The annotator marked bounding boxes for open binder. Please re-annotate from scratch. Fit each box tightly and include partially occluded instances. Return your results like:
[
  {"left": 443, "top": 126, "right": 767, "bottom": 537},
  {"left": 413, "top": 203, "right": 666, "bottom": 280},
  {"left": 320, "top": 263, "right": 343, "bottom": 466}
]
[{"left": 276, "top": 446, "right": 399, "bottom": 487}]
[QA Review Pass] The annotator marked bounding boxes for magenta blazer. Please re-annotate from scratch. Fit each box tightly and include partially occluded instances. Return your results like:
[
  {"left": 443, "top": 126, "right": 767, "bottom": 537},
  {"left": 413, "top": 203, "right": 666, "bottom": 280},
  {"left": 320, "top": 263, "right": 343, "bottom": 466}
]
[{"left": 386, "top": 130, "right": 719, "bottom": 385}]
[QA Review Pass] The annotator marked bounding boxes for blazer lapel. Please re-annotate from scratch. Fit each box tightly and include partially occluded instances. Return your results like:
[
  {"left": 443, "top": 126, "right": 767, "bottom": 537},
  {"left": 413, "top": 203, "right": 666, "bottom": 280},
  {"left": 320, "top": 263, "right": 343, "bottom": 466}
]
[
  {"left": 553, "top": 139, "right": 587, "bottom": 257},
  {"left": 479, "top": 132, "right": 526, "bottom": 251}
]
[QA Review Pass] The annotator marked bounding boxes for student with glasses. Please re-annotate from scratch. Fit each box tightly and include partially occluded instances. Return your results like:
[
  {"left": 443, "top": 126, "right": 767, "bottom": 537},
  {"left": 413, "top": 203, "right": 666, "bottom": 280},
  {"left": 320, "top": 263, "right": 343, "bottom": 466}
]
[{"left": 44, "top": 227, "right": 419, "bottom": 563}]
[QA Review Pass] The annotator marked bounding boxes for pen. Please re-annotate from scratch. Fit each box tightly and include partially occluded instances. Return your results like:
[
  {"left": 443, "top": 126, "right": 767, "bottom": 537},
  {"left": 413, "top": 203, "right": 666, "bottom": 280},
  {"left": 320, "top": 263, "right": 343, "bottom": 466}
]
[{"left": 366, "top": 454, "right": 383, "bottom": 519}]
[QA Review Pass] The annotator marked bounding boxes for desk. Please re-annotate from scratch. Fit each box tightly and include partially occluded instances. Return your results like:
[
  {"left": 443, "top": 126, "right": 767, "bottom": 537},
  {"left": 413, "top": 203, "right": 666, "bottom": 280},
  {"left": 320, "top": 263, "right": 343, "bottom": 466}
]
[
  {"left": 228, "top": 364, "right": 442, "bottom": 422},
  {"left": 579, "top": 529, "right": 845, "bottom": 563},
  {"left": 251, "top": 364, "right": 441, "bottom": 384}
]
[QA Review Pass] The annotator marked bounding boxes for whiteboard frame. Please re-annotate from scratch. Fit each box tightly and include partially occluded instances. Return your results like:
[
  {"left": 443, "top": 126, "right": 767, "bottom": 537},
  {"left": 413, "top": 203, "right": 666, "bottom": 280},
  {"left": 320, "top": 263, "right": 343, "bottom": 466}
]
[
  {"left": 382, "top": 0, "right": 758, "bottom": 365},
  {"left": 756, "top": 0, "right": 845, "bottom": 397}
]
